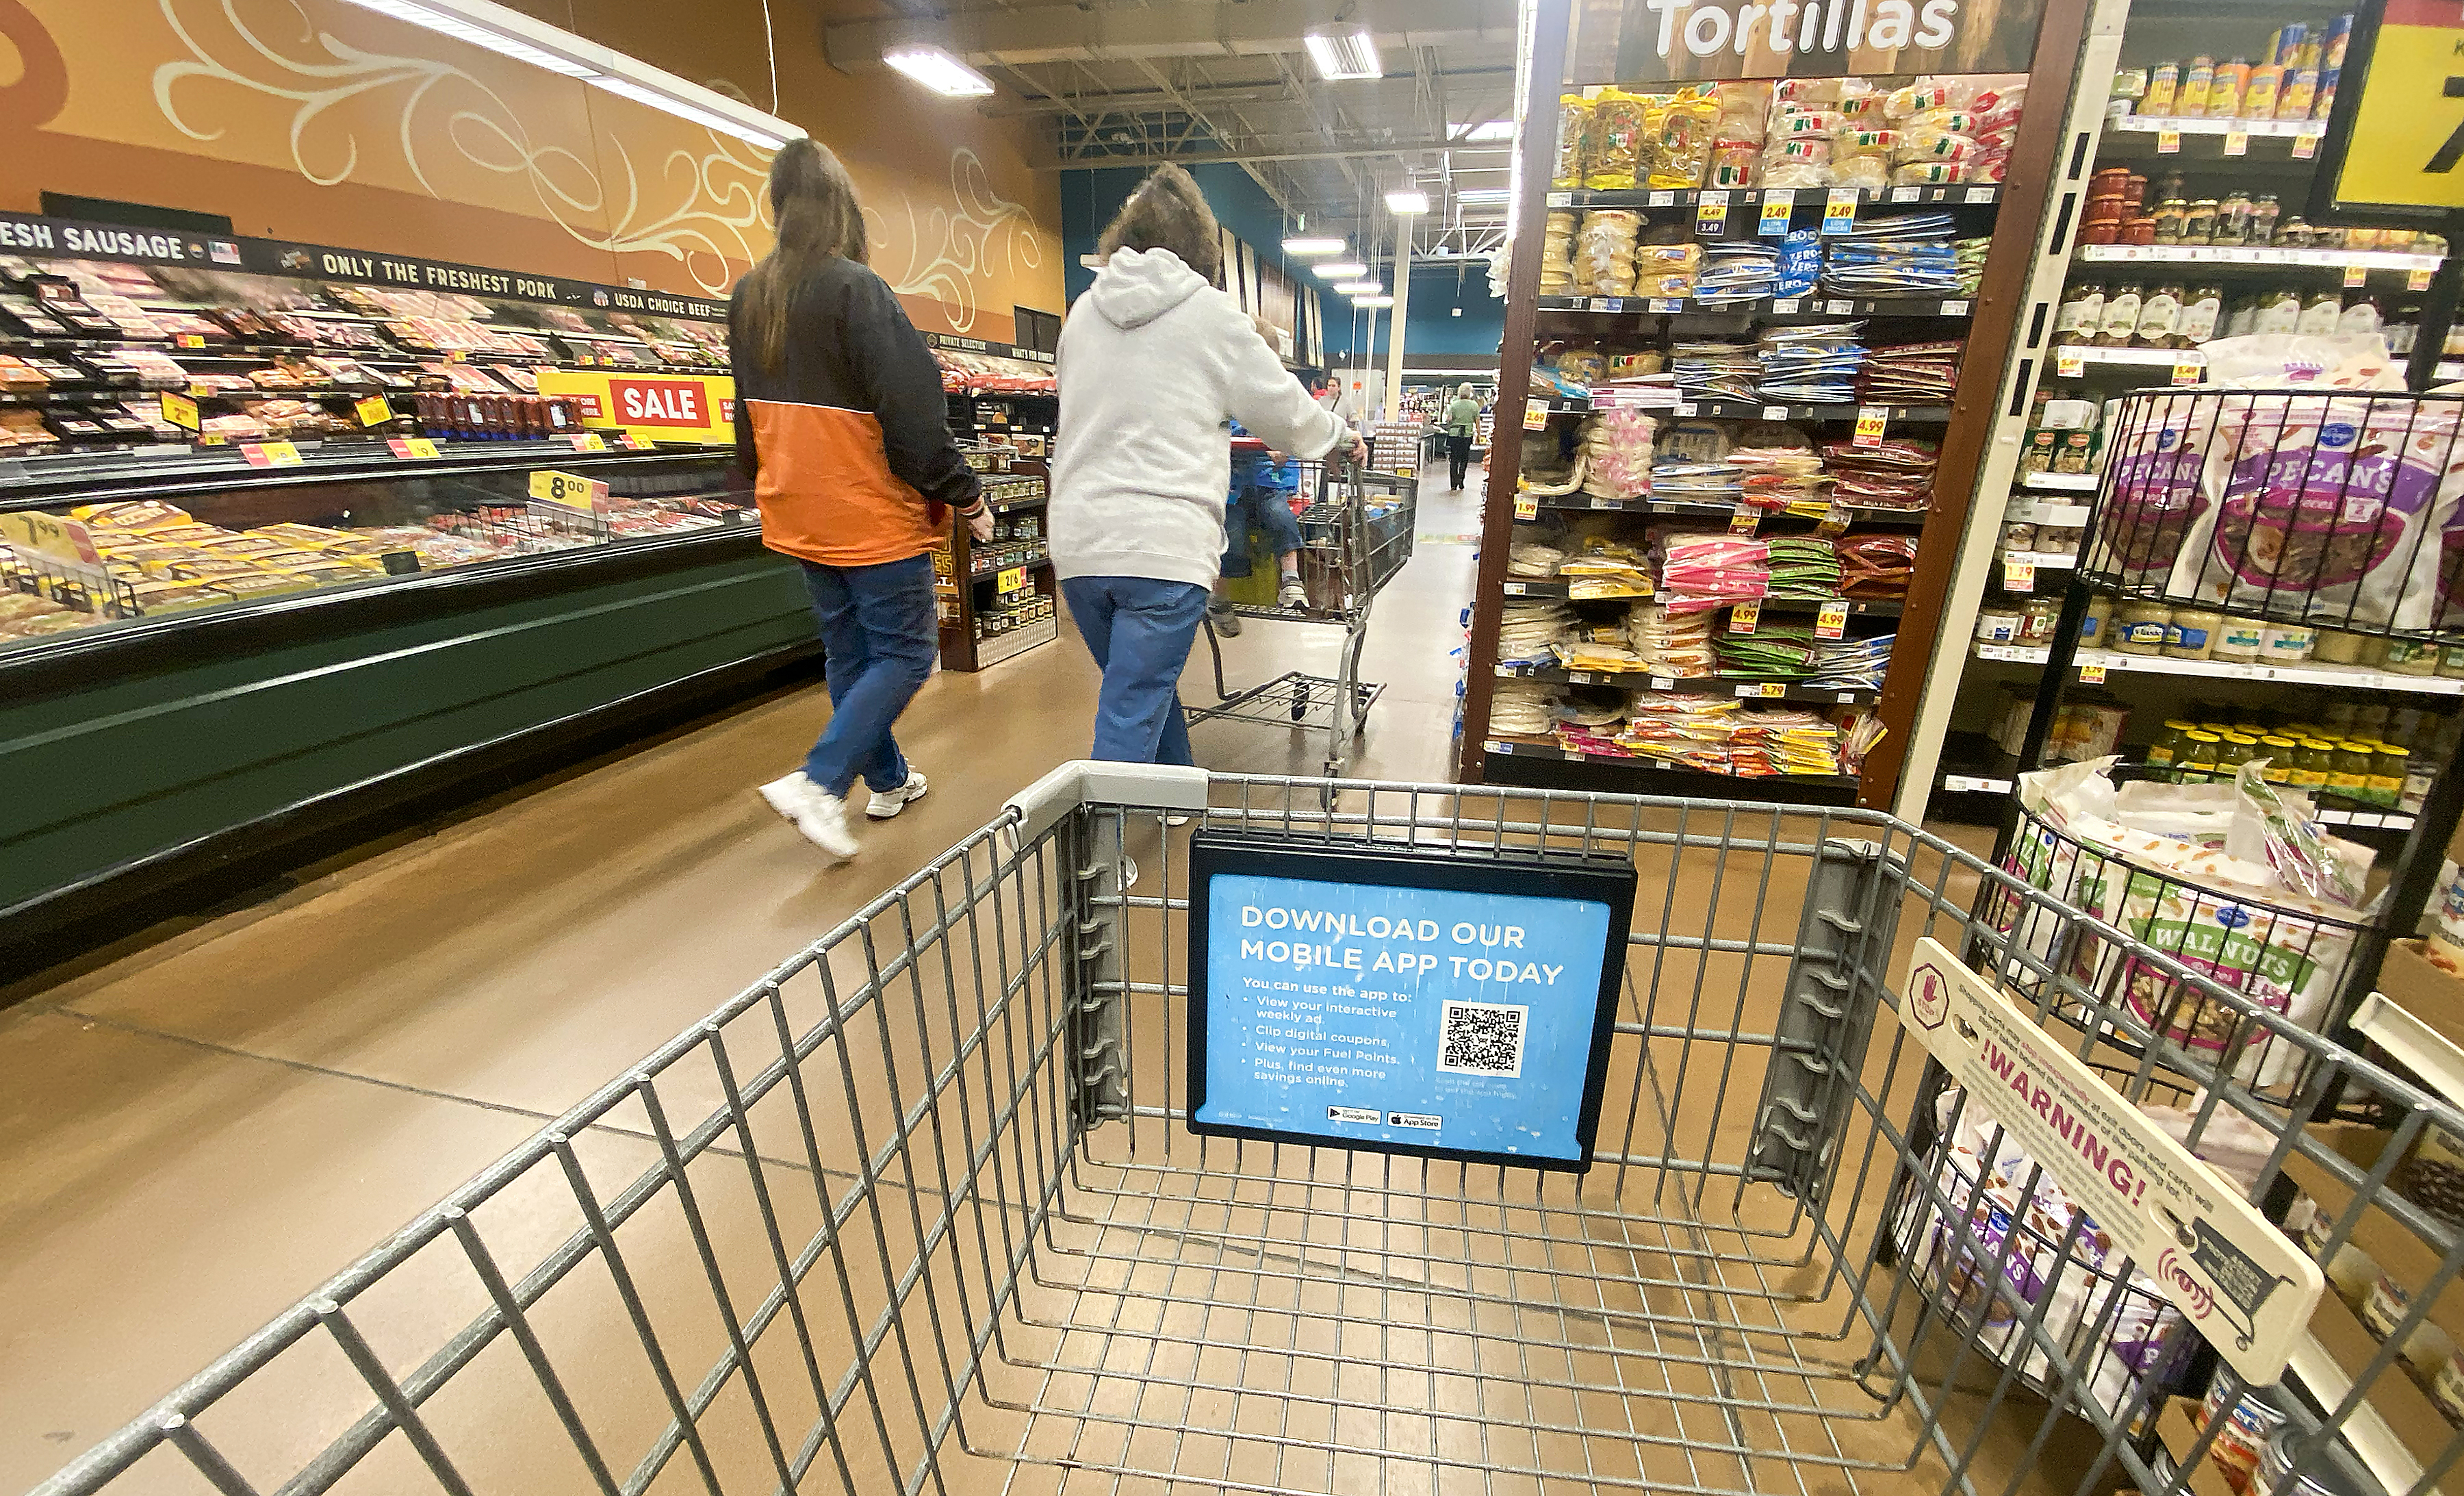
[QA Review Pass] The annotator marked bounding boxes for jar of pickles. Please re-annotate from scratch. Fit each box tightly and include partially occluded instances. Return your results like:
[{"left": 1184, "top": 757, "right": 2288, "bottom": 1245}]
[
  {"left": 2289, "top": 740, "right": 2335, "bottom": 789},
  {"left": 2258, "top": 735, "right": 2299, "bottom": 782},
  {"left": 2179, "top": 729, "right": 2224, "bottom": 781},
  {"left": 2145, "top": 719, "right": 2195, "bottom": 774},
  {"left": 2373, "top": 744, "right": 2412, "bottom": 807},
  {"left": 2328, "top": 742, "right": 2375, "bottom": 801}
]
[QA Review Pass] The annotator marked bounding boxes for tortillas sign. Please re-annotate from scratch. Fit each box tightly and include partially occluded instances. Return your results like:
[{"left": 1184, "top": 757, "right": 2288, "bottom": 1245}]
[{"left": 1568, "top": 0, "right": 2049, "bottom": 85}]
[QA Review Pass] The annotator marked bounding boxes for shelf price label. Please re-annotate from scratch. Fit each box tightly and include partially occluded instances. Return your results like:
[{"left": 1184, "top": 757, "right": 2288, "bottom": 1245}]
[
  {"left": 2080, "top": 663, "right": 2108, "bottom": 685},
  {"left": 157, "top": 391, "right": 198, "bottom": 431},
  {"left": 1758, "top": 191, "right": 1794, "bottom": 236},
  {"left": 2223, "top": 129, "right": 2249, "bottom": 157},
  {"left": 1730, "top": 600, "right": 1760, "bottom": 635},
  {"left": 2412, "top": 267, "right": 2438, "bottom": 291},
  {"left": 241, "top": 441, "right": 302, "bottom": 468},
  {"left": 530, "top": 468, "right": 609, "bottom": 513},
  {"left": 387, "top": 436, "right": 440, "bottom": 459},
  {"left": 2171, "top": 359, "right": 2204, "bottom": 386},
  {"left": 2003, "top": 557, "right": 2036, "bottom": 592},
  {"left": 1815, "top": 600, "right": 1850, "bottom": 639},
  {"left": 1853, "top": 406, "right": 1888, "bottom": 448},
  {"left": 1695, "top": 197, "right": 1730, "bottom": 235},
  {"left": 1524, "top": 398, "right": 1550, "bottom": 431},
  {"left": 1734, "top": 681, "right": 1787, "bottom": 698},
  {"left": 2055, "top": 346, "right": 2086, "bottom": 378},
  {"left": 997, "top": 566, "right": 1026, "bottom": 593},
  {"left": 2344, "top": 263, "right": 2369, "bottom": 288},
  {"left": 569, "top": 432, "right": 607, "bottom": 451},
  {"left": 1817, "top": 504, "right": 1853, "bottom": 536},
  {"left": 1728, "top": 505, "right": 1760, "bottom": 535},
  {"left": 1823, "top": 188, "right": 1859, "bottom": 233},
  {"left": 2291, "top": 131, "right": 2316, "bottom": 160},
  {"left": 175, "top": 332, "right": 206, "bottom": 348},
  {"left": 1513, "top": 492, "right": 1538, "bottom": 520},
  {"left": 354, "top": 394, "right": 392, "bottom": 427},
  {"left": 2156, "top": 128, "right": 2182, "bottom": 154}
]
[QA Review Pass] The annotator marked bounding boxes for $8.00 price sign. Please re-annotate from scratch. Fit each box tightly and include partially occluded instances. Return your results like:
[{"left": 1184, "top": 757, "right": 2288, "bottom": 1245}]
[{"left": 2331, "top": 1, "right": 2464, "bottom": 213}]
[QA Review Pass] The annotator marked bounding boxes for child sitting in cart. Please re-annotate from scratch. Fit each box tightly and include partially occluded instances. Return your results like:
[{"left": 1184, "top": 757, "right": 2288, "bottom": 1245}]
[{"left": 1209, "top": 420, "right": 1307, "bottom": 636}]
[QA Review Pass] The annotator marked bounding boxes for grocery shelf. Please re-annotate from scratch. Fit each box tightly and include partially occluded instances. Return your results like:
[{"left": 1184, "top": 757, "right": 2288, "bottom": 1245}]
[
  {"left": 2005, "top": 501, "right": 2090, "bottom": 526},
  {"left": 1973, "top": 643, "right": 2051, "bottom": 663},
  {"left": 1496, "top": 659, "right": 1879, "bottom": 706},
  {"left": 2285, "top": 1334, "right": 2430, "bottom": 1496},
  {"left": 1537, "top": 294, "right": 1977, "bottom": 318},
  {"left": 2318, "top": 807, "right": 2418, "bottom": 831},
  {"left": 2017, "top": 472, "right": 2099, "bottom": 492},
  {"left": 1668, "top": 399, "right": 1951, "bottom": 422},
  {"left": 1494, "top": 578, "right": 1900, "bottom": 618},
  {"left": 1482, "top": 740, "right": 1862, "bottom": 797},
  {"left": 971, "top": 614, "right": 1059, "bottom": 668},
  {"left": 2107, "top": 114, "right": 2328, "bottom": 138},
  {"left": 2077, "top": 245, "right": 2442, "bottom": 271},
  {"left": 1547, "top": 185, "right": 2001, "bottom": 210},
  {"left": 2052, "top": 346, "right": 2203, "bottom": 368},
  {"left": 2349, "top": 992, "right": 2464, "bottom": 1109},
  {"left": 967, "top": 554, "right": 1051, "bottom": 581},
  {"left": 1970, "top": 642, "right": 2464, "bottom": 696},
  {"left": 1524, "top": 495, "right": 1927, "bottom": 525},
  {"left": 1998, "top": 550, "right": 2078, "bottom": 570}
]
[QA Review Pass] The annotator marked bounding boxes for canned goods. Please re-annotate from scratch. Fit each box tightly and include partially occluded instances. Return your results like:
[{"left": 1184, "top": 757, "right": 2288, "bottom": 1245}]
[
  {"left": 2259, "top": 1429, "right": 2336, "bottom": 1496},
  {"left": 2362, "top": 1271, "right": 2412, "bottom": 1340},
  {"left": 2436, "top": 1348, "right": 2464, "bottom": 1428},
  {"left": 2204, "top": 1377, "right": 2288, "bottom": 1495}
]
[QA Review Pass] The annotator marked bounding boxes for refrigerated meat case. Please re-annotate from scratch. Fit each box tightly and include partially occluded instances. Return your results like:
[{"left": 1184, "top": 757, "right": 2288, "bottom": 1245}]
[
  {"left": 1904, "top": 0, "right": 2457, "bottom": 822},
  {"left": 0, "top": 217, "right": 823, "bottom": 972},
  {"left": 1458, "top": 0, "right": 2093, "bottom": 808}
]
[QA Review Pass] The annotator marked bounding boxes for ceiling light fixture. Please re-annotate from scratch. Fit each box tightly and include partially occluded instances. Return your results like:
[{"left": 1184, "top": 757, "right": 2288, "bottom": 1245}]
[
  {"left": 1281, "top": 236, "right": 1348, "bottom": 256},
  {"left": 1333, "top": 279, "right": 1383, "bottom": 294},
  {"left": 1350, "top": 294, "right": 1396, "bottom": 308},
  {"left": 1303, "top": 28, "right": 1382, "bottom": 81},
  {"left": 1386, "top": 188, "right": 1430, "bottom": 215},
  {"left": 1453, "top": 188, "right": 1512, "bottom": 204},
  {"left": 882, "top": 45, "right": 996, "bottom": 97},
  {"left": 1312, "top": 261, "right": 1370, "bottom": 279},
  {"left": 1453, "top": 120, "right": 1515, "bottom": 142},
  {"left": 336, "top": 0, "right": 799, "bottom": 149}
]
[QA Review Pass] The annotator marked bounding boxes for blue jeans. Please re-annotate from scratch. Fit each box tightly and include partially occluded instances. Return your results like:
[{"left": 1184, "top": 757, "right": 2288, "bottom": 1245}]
[
  {"left": 1218, "top": 483, "right": 1304, "bottom": 579},
  {"left": 1060, "top": 574, "right": 1207, "bottom": 766},
  {"left": 799, "top": 555, "right": 938, "bottom": 798}
]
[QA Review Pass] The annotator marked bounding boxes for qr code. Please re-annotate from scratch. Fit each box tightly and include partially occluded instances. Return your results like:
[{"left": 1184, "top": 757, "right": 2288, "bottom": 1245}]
[{"left": 1437, "top": 1000, "right": 1527, "bottom": 1078}]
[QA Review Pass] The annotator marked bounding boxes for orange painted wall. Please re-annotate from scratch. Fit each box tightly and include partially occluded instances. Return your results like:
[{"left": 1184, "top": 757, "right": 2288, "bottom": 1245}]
[{"left": 0, "top": 0, "right": 1060, "bottom": 340}]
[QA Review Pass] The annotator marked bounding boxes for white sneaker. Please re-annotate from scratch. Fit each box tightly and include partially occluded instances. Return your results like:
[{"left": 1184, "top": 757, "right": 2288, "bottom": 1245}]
[
  {"left": 759, "top": 771, "right": 858, "bottom": 860},
  {"left": 1278, "top": 576, "right": 1308, "bottom": 608},
  {"left": 866, "top": 769, "right": 929, "bottom": 820}
]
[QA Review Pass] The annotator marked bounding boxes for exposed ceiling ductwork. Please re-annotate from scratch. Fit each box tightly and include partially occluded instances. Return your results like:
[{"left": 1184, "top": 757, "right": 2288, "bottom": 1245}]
[{"left": 823, "top": 0, "right": 1516, "bottom": 72}]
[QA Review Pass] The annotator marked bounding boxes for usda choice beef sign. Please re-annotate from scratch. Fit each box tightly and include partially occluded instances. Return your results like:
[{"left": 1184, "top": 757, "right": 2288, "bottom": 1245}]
[{"left": 1569, "top": 0, "right": 2049, "bottom": 84}]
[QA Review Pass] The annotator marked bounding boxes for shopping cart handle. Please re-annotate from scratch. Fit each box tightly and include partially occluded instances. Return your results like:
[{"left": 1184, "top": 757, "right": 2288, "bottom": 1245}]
[{"left": 1005, "top": 761, "right": 1210, "bottom": 847}]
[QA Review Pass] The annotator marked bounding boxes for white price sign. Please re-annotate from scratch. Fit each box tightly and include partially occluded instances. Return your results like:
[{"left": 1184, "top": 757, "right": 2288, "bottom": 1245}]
[{"left": 1895, "top": 940, "right": 2322, "bottom": 1383}]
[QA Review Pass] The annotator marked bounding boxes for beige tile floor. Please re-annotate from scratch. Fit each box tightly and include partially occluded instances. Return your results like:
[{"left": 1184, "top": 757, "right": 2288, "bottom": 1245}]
[{"left": 0, "top": 459, "right": 2050, "bottom": 1496}]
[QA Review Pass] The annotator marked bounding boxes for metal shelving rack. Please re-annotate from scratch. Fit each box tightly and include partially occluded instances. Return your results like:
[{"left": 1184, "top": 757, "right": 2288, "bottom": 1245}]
[{"left": 1456, "top": 0, "right": 2094, "bottom": 807}]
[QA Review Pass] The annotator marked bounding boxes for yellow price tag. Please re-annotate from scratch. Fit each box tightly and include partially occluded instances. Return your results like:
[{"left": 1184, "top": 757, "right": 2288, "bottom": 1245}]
[
  {"left": 2055, "top": 346, "right": 2086, "bottom": 378},
  {"left": 1730, "top": 600, "right": 1760, "bottom": 635},
  {"left": 1853, "top": 406, "right": 1888, "bottom": 448},
  {"left": 1695, "top": 199, "right": 1729, "bottom": 235},
  {"left": 2411, "top": 267, "right": 2437, "bottom": 291},
  {"left": 389, "top": 436, "right": 439, "bottom": 459},
  {"left": 528, "top": 468, "right": 609, "bottom": 511},
  {"left": 1816, "top": 600, "right": 1849, "bottom": 639},
  {"left": 446, "top": 348, "right": 467, "bottom": 363},
  {"left": 244, "top": 440, "right": 303, "bottom": 468},
  {"left": 2291, "top": 131, "right": 2316, "bottom": 160},
  {"left": 198, "top": 431, "right": 229, "bottom": 446},
  {"left": 354, "top": 394, "right": 392, "bottom": 427},
  {"left": 188, "top": 381, "right": 214, "bottom": 399},
  {"left": 1757, "top": 681, "right": 1786, "bottom": 698},
  {"left": 2003, "top": 558, "right": 2036, "bottom": 592},
  {"left": 569, "top": 432, "right": 606, "bottom": 452},
  {"left": 2080, "top": 663, "right": 2108, "bottom": 685},
  {"left": 157, "top": 391, "right": 198, "bottom": 431},
  {"left": 2157, "top": 129, "right": 2181, "bottom": 154},
  {"left": 2171, "top": 358, "right": 2203, "bottom": 387},
  {"left": 1513, "top": 492, "right": 1539, "bottom": 520},
  {"left": 1758, "top": 191, "right": 1794, "bottom": 236},
  {"left": 2344, "top": 263, "right": 2368, "bottom": 288},
  {"left": 1524, "top": 398, "right": 1550, "bottom": 431},
  {"left": 997, "top": 566, "right": 1026, "bottom": 592},
  {"left": 0, "top": 509, "right": 101, "bottom": 565},
  {"left": 1728, "top": 505, "right": 1760, "bottom": 535},
  {"left": 175, "top": 332, "right": 205, "bottom": 348},
  {"left": 2223, "top": 129, "right": 2249, "bottom": 157},
  {"left": 1823, "top": 187, "right": 1860, "bottom": 233}
]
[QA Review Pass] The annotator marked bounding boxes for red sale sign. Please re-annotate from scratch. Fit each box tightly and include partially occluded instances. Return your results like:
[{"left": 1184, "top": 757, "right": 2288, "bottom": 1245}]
[{"left": 608, "top": 377, "right": 708, "bottom": 427}]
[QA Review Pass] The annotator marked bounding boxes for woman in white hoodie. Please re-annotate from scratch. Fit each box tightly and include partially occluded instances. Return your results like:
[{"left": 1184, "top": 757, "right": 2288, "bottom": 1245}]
[{"left": 1051, "top": 166, "right": 1363, "bottom": 764}]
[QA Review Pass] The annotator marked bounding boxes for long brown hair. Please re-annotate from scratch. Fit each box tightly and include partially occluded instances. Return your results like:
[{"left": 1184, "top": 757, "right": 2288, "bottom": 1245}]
[
  {"left": 1096, "top": 164, "right": 1222, "bottom": 282},
  {"left": 740, "top": 138, "right": 868, "bottom": 375}
]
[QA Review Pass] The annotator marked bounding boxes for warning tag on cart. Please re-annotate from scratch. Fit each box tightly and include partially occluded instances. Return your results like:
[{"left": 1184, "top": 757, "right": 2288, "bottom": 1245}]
[{"left": 1895, "top": 939, "right": 2322, "bottom": 1384}]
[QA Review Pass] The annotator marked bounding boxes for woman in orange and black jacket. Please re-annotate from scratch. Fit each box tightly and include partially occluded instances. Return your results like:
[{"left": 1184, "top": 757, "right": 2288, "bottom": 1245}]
[{"left": 730, "top": 137, "right": 989, "bottom": 861}]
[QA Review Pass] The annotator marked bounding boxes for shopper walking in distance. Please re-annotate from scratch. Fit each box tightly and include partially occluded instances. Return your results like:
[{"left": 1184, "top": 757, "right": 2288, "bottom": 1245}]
[
  {"left": 1443, "top": 383, "right": 1483, "bottom": 492},
  {"left": 730, "top": 138, "right": 990, "bottom": 859},
  {"left": 1051, "top": 164, "right": 1363, "bottom": 764}
]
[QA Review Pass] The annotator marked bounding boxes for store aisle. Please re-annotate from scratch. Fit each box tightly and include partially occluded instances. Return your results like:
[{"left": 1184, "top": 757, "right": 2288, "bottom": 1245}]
[{"left": 0, "top": 455, "right": 1484, "bottom": 1480}]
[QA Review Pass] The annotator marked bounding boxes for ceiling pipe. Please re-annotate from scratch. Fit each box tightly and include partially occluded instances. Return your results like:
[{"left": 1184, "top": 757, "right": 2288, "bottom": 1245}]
[{"left": 824, "top": 0, "right": 1516, "bottom": 73}]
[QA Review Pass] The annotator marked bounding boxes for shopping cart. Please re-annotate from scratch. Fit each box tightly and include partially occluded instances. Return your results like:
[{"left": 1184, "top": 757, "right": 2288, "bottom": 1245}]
[
  {"left": 1190, "top": 461, "right": 1417, "bottom": 778},
  {"left": 35, "top": 768, "right": 2464, "bottom": 1496}
]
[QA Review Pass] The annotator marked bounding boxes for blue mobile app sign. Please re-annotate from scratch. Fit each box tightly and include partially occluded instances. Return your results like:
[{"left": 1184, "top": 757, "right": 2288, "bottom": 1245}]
[{"left": 1186, "top": 837, "right": 1634, "bottom": 1171}]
